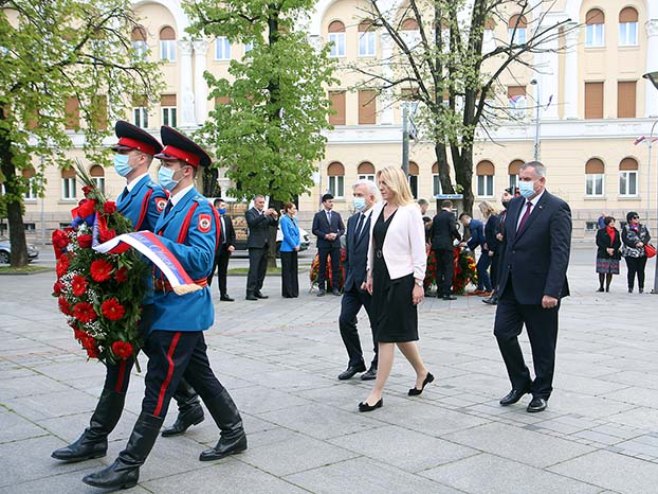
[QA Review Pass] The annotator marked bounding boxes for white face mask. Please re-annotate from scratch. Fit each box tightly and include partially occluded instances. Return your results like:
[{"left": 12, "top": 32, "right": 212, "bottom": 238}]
[{"left": 158, "top": 166, "right": 180, "bottom": 191}]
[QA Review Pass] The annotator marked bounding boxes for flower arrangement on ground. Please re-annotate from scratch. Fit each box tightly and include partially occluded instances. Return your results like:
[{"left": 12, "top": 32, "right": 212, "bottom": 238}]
[
  {"left": 452, "top": 247, "right": 478, "bottom": 295},
  {"left": 310, "top": 248, "right": 346, "bottom": 291},
  {"left": 52, "top": 163, "right": 148, "bottom": 364}
]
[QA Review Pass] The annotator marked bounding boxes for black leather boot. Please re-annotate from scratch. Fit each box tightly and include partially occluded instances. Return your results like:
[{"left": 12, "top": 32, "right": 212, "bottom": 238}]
[
  {"left": 51, "top": 389, "right": 125, "bottom": 462},
  {"left": 161, "top": 379, "right": 204, "bottom": 437},
  {"left": 82, "top": 412, "right": 163, "bottom": 490},
  {"left": 199, "top": 389, "right": 247, "bottom": 461}
]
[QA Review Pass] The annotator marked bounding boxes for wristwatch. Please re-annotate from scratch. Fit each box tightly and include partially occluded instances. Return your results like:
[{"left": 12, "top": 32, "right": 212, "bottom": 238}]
[{"left": 415, "top": 279, "right": 423, "bottom": 287}]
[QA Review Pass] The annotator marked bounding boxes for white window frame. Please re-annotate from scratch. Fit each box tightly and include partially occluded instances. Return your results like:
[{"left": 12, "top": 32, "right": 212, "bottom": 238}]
[
  {"left": 244, "top": 41, "right": 254, "bottom": 54},
  {"left": 358, "top": 174, "right": 375, "bottom": 182},
  {"left": 619, "top": 171, "right": 638, "bottom": 196},
  {"left": 477, "top": 175, "right": 494, "bottom": 197},
  {"left": 328, "top": 176, "right": 344, "bottom": 198},
  {"left": 162, "top": 106, "right": 177, "bottom": 127},
  {"left": 215, "top": 36, "right": 232, "bottom": 61},
  {"left": 432, "top": 174, "right": 443, "bottom": 197},
  {"left": 62, "top": 177, "right": 77, "bottom": 200},
  {"left": 160, "top": 39, "right": 176, "bottom": 62},
  {"left": 509, "top": 174, "right": 518, "bottom": 191},
  {"left": 358, "top": 31, "right": 376, "bottom": 57},
  {"left": 133, "top": 107, "right": 148, "bottom": 129},
  {"left": 619, "top": 22, "right": 638, "bottom": 47},
  {"left": 585, "top": 173, "right": 604, "bottom": 197},
  {"left": 585, "top": 23, "right": 605, "bottom": 47},
  {"left": 23, "top": 177, "right": 38, "bottom": 200},
  {"left": 508, "top": 27, "right": 527, "bottom": 44},
  {"left": 132, "top": 40, "right": 148, "bottom": 59},
  {"left": 92, "top": 177, "right": 105, "bottom": 194},
  {"left": 328, "top": 32, "right": 346, "bottom": 57}
]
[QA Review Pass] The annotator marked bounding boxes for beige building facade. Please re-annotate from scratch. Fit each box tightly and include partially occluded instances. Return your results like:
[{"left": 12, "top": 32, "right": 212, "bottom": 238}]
[{"left": 14, "top": 0, "right": 658, "bottom": 243}]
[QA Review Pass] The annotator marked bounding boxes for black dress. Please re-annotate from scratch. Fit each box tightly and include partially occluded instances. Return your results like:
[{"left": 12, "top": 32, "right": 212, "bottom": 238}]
[{"left": 372, "top": 208, "right": 418, "bottom": 343}]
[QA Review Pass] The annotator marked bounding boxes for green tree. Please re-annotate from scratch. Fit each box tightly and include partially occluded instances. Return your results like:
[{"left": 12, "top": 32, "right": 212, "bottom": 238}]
[
  {"left": 0, "top": 0, "right": 161, "bottom": 266},
  {"left": 355, "top": 0, "right": 572, "bottom": 214},
  {"left": 185, "top": 0, "right": 336, "bottom": 204}
]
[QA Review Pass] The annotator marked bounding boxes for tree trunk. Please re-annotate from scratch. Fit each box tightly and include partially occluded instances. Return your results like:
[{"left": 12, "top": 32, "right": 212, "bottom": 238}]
[
  {"left": 0, "top": 135, "right": 29, "bottom": 267},
  {"left": 453, "top": 149, "right": 474, "bottom": 216},
  {"left": 434, "top": 141, "right": 455, "bottom": 195}
]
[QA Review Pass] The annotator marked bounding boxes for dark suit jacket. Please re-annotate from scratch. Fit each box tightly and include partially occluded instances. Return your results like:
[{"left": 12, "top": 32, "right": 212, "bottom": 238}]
[
  {"left": 246, "top": 207, "right": 277, "bottom": 249},
  {"left": 595, "top": 228, "right": 621, "bottom": 260},
  {"left": 312, "top": 209, "right": 345, "bottom": 249},
  {"left": 218, "top": 214, "right": 236, "bottom": 251},
  {"left": 484, "top": 215, "right": 499, "bottom": 253},
  {"left": 497, "top": 191, "right": 572, "bottom": 305},
  {"left": 466, "top": 219, "right": 486, "bottom": 251},
  {"left": 431, "top": 210, "right": 461, "bottom": 250},
  {"left": 343, "top": 211, "right": 372, "bottom": 292}
]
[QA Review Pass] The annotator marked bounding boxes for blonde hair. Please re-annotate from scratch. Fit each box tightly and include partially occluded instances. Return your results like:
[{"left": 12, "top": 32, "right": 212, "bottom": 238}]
[
  {"left": 478, "top": 201, "right": 496, "bottom": 217},
  {"left": 376, "top": 166, "right": 414, "bottom": 206}
]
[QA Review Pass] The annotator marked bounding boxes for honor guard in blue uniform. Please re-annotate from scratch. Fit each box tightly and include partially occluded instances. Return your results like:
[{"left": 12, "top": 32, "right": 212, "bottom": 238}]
[
  {"left": 83, "top": 126, "right": 247, "bottom": 490},
  {"left": 52, "top": 121, "right": 204, "bottom": 464}
]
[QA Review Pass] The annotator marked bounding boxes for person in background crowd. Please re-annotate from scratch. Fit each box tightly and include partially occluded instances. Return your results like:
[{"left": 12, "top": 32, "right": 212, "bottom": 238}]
[
  {"left": 597, "top": 211, "right": 607, "bottom": 230},
  {"left": 418, "top": 198, "right": 432, "bottom": 243},
  {"left": 483, "top": 188, "right": 515, "bottom": 305},
  {"left": 621, "top": 211, "right": 651, "bottom": 293},
  {"left": 245, "top": 195, "right": 278, "bottom": 301},
  {"left": 459, "top": 211, "right": 492, "bottom": 296},
  {"left": 279, "top": 202, "right": 300, "bottom": 298},
  {"left": 208, "top": 198, "right": 236, "bottom": 302},
  {"left": 481, "top": 201, "right": 499, "bottom": 300},
  {"left": 312, "top": 193, "right": 345, "bottom": 296},
  {"left": 595, "top": 216, "right": 621, "bottom": 293},
  {"left": 431, "top": 199, "right": 461, "bottom": 300}
]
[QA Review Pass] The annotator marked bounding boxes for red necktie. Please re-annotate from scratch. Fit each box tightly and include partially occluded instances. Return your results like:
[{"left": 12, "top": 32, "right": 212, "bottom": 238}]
[{"left": 517, "top": 201, "right": 532, "bottom": 232}]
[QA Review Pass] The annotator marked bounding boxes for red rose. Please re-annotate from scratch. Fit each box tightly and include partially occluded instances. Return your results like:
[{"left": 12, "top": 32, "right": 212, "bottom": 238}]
[
  {"left": 73, "top": 301, "right": 97, "bottom": 323},
  {"left": 76, "top": 199, "right": 97, "bottom": 219},
  {"left": 114, "top": 267, "right": 128, "bottom": 283},
  {"left": 53, "top": 280, "right": 64, "bottom": 296},
  {"left": 90, "top": 259, "right": 113, "bottom": 282},
  {"left": 58, "top": 296, "right": 71, "bottom": 315},
  {"left": 101, "top": 298, "right": 126, "bottom": 321},
  {"left": 99, "top": 228, "right": 117, "bottom": 243},
  {"left": 71, "top": 274, "right": 89, "bottom": 297},
  {"left": 77, "top": 234, "right": 93, "bottom": 248},
  {"left": 111, "top": 341, "right": 133, "bottom": 360},
  {"left": 56, "top": 254, "right": 70, "bottom": 278},
  {"left": 82, "top": 185, "right": 94, "bottom": 196},
  {"left": 103, "top": 201, "right": 117, "bottom": 214},
  {"left": 52, "top": 229, "right": 70, "bottom": 251},
  {"left": 85, "top": 340, "right": 100, "bottom": 359}
]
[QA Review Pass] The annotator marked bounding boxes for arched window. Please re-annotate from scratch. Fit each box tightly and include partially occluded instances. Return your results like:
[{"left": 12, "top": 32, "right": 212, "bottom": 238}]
[
  {"left": 619, "top": 7, "right": 638, "bottom": 46},
  {"left": 327, "top": 161, "right": 345, "bottom": 198},
  {"left": 358, "top": 20, "right": 376, "bottom": 57},
  {"left": 476, "top": 160, "right": 494, "bottom": 197},
  {"left": 131, "top": 26, "right": 147, "bottom": 58},
  {"left": 328, "top": 20, "right": 346, "bottom": 57},
  {"left": 61, "top": 168, "right": 77, "bottom": 200},
  {"left": 401, "top": 18, "right": 419, "bottom": 31},
  {"left": 585, "top": 9, "right": 605, "bottom": 47},
  {"left": 408, "top": 161, "right": 419, "bottom": 199},
  {"left": 619, "top": 157, "right": 638, "bottom": 196},
  {"left": 89, "top": 165, "right": 105, "bottom": 193},
  {"left": 508, "top": 14, "right": 527, "bottom": 43},
  {"left": 585, "top": 158, "right": 604, "bottom": 196},
  {"left": 357, "top": 161, "right": 375, "bottom": 181},
  {"left": 159, "top": 26, "right": 176, "bottom": 62},
  {"left": 432, "top": 162, "right": 443, "bottom": 196},
  {"left": 508, "top": 159, "right": 524, "bottom": 189},
  {"left": 22, "top": 166, "right": 37, "bottom": 200}
]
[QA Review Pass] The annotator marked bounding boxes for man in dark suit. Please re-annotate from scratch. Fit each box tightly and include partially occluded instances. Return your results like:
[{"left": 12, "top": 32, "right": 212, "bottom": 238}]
[
  {"left": 245, "top": 195, "right": 278, "bottom": 301},
  {"left": 208, "top": 198, "right": 236, "bottom": 301},
  {"left": 338, "top": 180, "right": 378, "bottom": 381},
  {"left": 312, "top": 193, "right": 345, "bottom": 296},
  {"left": 431, "top": 200, "right": 461, "bottom": 300},
  {"left": 494, "top": 161, "right": 571, "bottom": 413}
]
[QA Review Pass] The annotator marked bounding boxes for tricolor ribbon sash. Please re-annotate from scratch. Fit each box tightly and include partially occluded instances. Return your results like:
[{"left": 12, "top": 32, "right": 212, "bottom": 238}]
[{"left": 93, "top": 231, "right": 203, "bottom": 295}]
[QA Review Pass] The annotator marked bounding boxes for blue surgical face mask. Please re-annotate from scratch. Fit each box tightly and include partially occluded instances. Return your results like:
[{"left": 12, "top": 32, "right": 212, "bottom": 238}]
[
  {"left": 158, "top": 166, "right": 180, "bottom": 191},
  {"left": 353, "top": 197, "right": 366, "bottom": 212},
  {"left": 217, "top": 207, "right": 227, "bottom": 215},
  {"left": 113, "top": 154, "right": 132, "bottom": 177},
  {"left": 518, "top": 180, "right": 535, "bottom": 199}
]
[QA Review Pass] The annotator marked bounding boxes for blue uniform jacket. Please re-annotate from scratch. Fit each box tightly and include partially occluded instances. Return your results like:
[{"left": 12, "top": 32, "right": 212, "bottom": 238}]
[
  {"left": 279, "top": 215, "right": 300, "bottom": 252},
  {"left": 467, "top": 219, "right": 486, "bottom": 251},
  {"left": 151, "top": 188, "right": 217, "bottom": 332}
]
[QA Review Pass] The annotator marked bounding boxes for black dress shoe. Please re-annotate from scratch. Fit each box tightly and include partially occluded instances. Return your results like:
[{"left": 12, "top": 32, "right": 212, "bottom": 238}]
[
  {"left": 338, "top": 365, "right": 366, "bottom": 380},
  {"left": 220, "top": 295, "right": 235, "bottom": 302},
  {"left": 499, "top": 387, "right": 530, "bottom": 406},
  {"left": 527, "top": 397, "right": 547, "bottom": 413},
  {"left": 317, "top": 289, "right": 326, "bottom": 297},
  {"left": 161, "top": 406, "right": 204, "bottom": 437},
  {"left": 255, "top": 292, "right": 268, "bottom": 299},
  {"left": 358, "top": 398, "right": 383, "bottom": 412},
  {"left": 361, "top": 368, "right": 377, "bottom": 381},
  {"left": 408, "top": 372, "right": 435, "bottom": 396},
  {"left": 332, "top": 288, "right": 341, "bottom": 296},
  {"left": 442, "top": 295, "right": 457, "bottom": 301},
  {"left": 246, "top": 294, "right": 258, "bottom": 301}
]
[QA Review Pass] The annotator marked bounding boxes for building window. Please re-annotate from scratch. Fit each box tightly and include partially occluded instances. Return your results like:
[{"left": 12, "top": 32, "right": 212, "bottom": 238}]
[
  {"left": 618, "top": 81, "right": 637, "bottom": 118},
  {"left": 161, "top": 94, "right": 177, "bottom": 127},
  {"left": 408, "top": 162, "right": 419, "bottom": 199},
  {"left": 244, "top": 41, "right": 253, "bottom": 54},
  {"left": 89, "top": 165, "right": 105, "bottom": 194},
  {"left": 400, "top": 18, "right": 420, "bottom": 48},
  {"left": 358, "top": 20, "right": 376, "bottom": 57},
  {"left": 585, "top": 9, "right": 605, "bottom": 47},
  {"left": 358, "top": 90, "right": 377, "bottom": 125},
  {"left": 328, "top": 90, "right": 346, "bottom": 126},
  {"left": 507, "top": 86, "right": 527, "bottom": 117},
  {"left": 22, "top": 167, "right": 37, "bottom": 200},
  {"left": 508, "top": 159, "right": 523, "bottom": 190},
  {"left": 159, "top": 26, "right": 176, "bottom": 62},
  {"left": 619, "top": 157, "right": 638, "bottom": 196},
  {"left": 131, "top": 26, "right": 148, "bottom": 58},
  {"left": 585, "top": 158, "right": 604, "bottom": 197},
  {"left": 61, "top": 168, "right": 77, "bottom": 200},
  {"left": 432, "top": 162, "right": 443, "bottom": 196},
  {"left": 508, "top": 14, "right": 527, "bottom": 44},
  {"left": 215, "top": 36, "right": 231, "bottom": 60},
  {"left": 133, "top": 106, "right": 148, "bottom": 129},
  {"left": 584, "top": 82, "right": 604, "bottom": 119},
  {"left": 328, "top": 20, "right": 346, "bottom": 57},
  {"left": 65, "top": 97, "right": 80, "bottom": 131},
  {"left": 327, "top": 161, "right": 345, "bottom": 198},
  {"left": 357, "top": 161, "right": 375, "bottom": 181},
  {"left": 619, "top": 7, "right": 638, "bottom": 46},
  {"left": 476, "top": 160, "right": 494, "bottom": 197}
]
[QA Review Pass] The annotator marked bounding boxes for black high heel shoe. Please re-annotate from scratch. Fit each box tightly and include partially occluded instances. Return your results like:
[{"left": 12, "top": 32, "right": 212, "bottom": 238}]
[
  {"left": 408, "top": 372, "right": 435, "bottom": 396},
  {"left": 358, "top": 398, "right": 383, "bottom": 412}
]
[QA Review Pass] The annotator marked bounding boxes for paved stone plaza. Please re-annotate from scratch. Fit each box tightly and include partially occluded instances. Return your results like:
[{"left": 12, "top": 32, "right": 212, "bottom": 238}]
[{"left": 2, "top": 248, "right": 658, "bottom": 493}]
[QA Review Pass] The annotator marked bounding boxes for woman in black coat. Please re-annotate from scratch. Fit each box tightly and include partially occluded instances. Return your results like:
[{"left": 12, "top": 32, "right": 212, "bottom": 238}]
[{"left": 595, "top": 216, "right": 621, "bottom": 292}]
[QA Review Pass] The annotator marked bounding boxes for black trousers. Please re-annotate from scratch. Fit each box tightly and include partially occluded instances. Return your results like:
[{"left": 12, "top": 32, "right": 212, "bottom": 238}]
[
  {"left": 490, "top": 251, "right": 499, "bottom": 290},
  {"left": 434, "top": 248, "right": 454, "bottom": 297},
  {"left": 318, "top": 246, "right": 341, "bottom": 290},
  {"left": 625, "top": 256, "right": 647, "bottom": 290},
  {"left": 493, "top": 282, "right": 560, "bottom": 400},
  {"left": 339, "top": 287, "right": 378, "bottom": 369},
  {"left": 142, "top": 330, "right": 226, "bottom": 419},
  {"left": 247, "top": 246, "right": 268, "bottom": 295},
  {"left": 280, "top": 251, "right": 299, "bottom": 298},
  {"left": 208, "top": 246, "right": 231, "bottom": 296}
]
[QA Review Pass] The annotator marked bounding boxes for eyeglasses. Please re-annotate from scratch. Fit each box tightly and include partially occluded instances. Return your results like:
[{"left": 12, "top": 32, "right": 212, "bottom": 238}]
[{"left": 632, "top": 216, "right": 639, "bottom": 220}]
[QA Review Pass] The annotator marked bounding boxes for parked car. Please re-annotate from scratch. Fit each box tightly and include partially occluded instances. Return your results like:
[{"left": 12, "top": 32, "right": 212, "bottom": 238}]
[{"left": 0, "top": 240, "right": 39, "bottom": 264}]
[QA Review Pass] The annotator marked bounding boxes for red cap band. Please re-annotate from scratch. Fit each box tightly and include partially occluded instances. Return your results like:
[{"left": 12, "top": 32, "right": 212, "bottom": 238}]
[
  {"left": 159, "top": 145, "right": 201, "bottom": 167},
  {"left": 117, "top": 137, "right": 157, "bottom": 156}
]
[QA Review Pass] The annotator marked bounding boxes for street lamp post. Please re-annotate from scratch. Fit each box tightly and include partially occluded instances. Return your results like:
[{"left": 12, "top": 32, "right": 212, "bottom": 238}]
[
  {"left": 530, "top": 79, "right": 541, "bottom": 161},
  {"left": 642, "top": 71, "right": 658, "bottom": 294}
]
